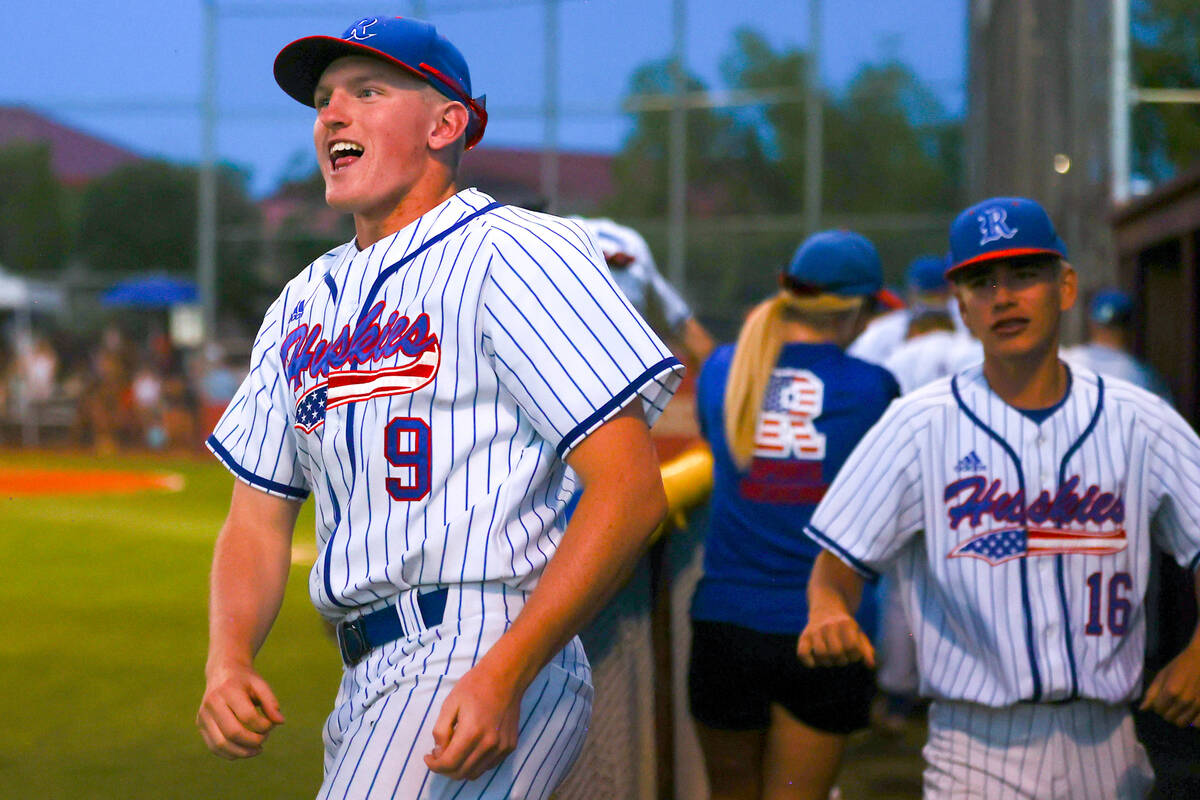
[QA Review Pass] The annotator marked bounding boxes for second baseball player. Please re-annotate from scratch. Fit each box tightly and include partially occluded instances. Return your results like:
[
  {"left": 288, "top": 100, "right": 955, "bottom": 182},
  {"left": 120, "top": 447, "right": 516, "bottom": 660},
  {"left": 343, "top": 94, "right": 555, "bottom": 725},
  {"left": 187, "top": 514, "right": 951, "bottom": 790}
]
[{"left": 798, "top": 196, "right": 1200, "bottom": 799}]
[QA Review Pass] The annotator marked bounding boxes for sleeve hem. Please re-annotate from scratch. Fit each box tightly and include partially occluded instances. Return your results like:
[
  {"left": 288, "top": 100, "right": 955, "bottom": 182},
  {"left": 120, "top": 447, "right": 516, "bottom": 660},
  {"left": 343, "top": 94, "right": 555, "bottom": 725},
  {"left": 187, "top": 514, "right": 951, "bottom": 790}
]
[
  {"left": 555, "top": 356, "right": 684, "bottom": 460},
  {"left": 206, "top": 435, "right": 310, "bottom": 501},
  {"left": 804, "top": 524, "right": 880, "bottom": 582}
]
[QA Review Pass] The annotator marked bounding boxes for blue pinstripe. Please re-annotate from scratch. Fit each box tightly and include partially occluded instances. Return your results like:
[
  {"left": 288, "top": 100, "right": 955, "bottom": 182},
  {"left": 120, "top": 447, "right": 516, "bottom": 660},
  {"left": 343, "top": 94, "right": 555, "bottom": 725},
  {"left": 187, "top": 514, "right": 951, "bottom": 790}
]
[
  {"left": 951, "top": 374, "right": 1044, "bottom": 702},
  {"left": 208, "top": 190, "right": 680, "bottom": 797}
]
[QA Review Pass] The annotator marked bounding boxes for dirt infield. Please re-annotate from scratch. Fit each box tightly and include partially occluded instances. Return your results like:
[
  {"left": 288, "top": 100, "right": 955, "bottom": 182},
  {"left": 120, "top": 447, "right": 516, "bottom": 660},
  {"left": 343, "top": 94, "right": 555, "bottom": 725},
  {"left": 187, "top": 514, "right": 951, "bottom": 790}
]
[{"left": 0, "top": 469, "right": 185, "bottom": 495}]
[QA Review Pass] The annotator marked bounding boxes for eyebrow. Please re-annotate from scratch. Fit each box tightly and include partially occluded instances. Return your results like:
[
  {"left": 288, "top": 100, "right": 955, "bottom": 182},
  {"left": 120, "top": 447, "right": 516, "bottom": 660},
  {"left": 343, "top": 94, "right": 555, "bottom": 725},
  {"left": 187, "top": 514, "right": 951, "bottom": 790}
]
[{"left": 315, "top": 61, "right": 418, "bottom": 95}]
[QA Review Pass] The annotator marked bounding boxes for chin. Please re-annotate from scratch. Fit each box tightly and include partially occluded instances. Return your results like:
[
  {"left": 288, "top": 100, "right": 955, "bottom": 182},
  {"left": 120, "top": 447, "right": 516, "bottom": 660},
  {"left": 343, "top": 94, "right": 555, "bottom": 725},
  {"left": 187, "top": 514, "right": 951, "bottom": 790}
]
[
  {"left": 323, "top": 185, "right": 366, "bottom": 214},
  {"left": 988, "top": 335, "right": 1049, "bottom": 361}
]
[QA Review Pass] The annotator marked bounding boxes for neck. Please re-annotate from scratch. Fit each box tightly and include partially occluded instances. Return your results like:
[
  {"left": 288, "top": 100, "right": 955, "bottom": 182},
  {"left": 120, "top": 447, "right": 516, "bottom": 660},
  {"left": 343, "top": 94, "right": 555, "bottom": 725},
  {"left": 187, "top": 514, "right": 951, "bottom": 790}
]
[
  {"left": 982, "top": 343, "right": 1067, "bottom": 409},
  {"left": 353, "top": 176, "right": 458, "bottom": 250},
  {"left": 1089, "top": 326, "right": 1127, "bottom": 351},
  {"left": 781, "top": 320, "right": 832, "bottom": 344},
  {"left": 780, "top": 319, "right": 852, "bottom": 348}
]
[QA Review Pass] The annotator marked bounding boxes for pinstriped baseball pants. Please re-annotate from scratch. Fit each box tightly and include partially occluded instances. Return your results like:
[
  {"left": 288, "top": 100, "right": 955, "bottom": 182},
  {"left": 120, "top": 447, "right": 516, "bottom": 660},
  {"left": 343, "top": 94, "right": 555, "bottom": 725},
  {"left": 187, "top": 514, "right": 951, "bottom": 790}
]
[
  {"left": 318, "top": 583, "right": 593, "bottom": 800},
  {"left": 922, "top": 699, "right": 1153, "bottom": 799}
]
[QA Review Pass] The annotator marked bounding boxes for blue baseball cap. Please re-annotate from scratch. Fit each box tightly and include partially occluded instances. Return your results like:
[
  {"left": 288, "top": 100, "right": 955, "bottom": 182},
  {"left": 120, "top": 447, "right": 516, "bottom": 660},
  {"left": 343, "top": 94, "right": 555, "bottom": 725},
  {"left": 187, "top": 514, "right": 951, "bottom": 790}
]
[
  {"left": 946, "top": 197, "right": 1068, "bottom": 278},
  {"left": 907, "top": 254, "right": 950, "bottom": 293},
  {"left": 1090, "top": 289, "right": 1133, "bottom": 325},
  {"left": 783, "top": 230, "right": 883, "bottom": 299},
  {"left": 274, "top": 16, "right": 487, "bottom": 149}
]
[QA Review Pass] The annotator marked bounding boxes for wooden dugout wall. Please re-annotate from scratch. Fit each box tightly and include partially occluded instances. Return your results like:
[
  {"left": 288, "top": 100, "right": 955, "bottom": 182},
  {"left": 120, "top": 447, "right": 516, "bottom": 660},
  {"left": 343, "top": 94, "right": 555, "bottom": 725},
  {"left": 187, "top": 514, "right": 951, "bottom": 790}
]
[
  {"left": 1111, "top": 163, "right": 1200, "bottom": 426},
  {"left": 1111, "top": 163, "right": 1200, "bottom": 797}
]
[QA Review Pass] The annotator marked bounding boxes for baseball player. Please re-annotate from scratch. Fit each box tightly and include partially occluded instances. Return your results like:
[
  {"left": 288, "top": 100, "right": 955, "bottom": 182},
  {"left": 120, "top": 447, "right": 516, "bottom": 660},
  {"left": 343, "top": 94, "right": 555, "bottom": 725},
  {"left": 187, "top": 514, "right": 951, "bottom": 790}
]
[
  {"left": 573, "top": 217, "right": 715, "bottom": 368},
  {"left": 689, "top": 230, "right": 899, "bottom": 800},
  {"left": 848, "top": 253, "right": 966, "bottom": 366},
  {"left": 195, "top": 16, "right": 683, "bottom": 800},
  {"left": 1061, "top": 288, "right": 1172, "bottom": 402},
  {"left": 797, "top": 197, "right": 1200, "bottom": 799}
]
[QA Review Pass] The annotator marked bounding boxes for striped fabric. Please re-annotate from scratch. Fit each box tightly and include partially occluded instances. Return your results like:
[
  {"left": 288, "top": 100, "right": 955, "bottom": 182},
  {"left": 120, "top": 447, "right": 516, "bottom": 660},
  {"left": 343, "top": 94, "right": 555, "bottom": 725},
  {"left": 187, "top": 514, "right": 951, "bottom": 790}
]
[
  {"left": 806, "top": 362, "right": 1200, "bottom": 706},
  {"left": 209, "top": 189, "right": 683, "bottom": 614},
  {"left": 207, "top": 188, "right": 683, "bottom": 797},
  {"left": 923, "top": 700, "right": 1152, "bottom": 799}
]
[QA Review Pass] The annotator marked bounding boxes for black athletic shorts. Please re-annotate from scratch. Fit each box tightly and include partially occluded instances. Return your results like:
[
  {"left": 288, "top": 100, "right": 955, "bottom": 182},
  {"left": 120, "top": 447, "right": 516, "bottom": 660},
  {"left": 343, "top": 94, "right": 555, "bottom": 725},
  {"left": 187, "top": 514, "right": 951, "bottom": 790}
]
[{"left": 688, "top": 618, "right": 875, "bottom": 735}]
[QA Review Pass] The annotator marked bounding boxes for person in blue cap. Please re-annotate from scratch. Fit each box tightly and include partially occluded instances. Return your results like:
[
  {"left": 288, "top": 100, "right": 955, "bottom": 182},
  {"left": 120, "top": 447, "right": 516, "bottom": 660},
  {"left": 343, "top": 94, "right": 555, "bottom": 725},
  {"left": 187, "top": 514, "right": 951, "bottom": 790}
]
[
  {"left": 849, "top": 253, "right": 967, "bottom": 366},
  {"left": 1062, "top": 288, "right": 1171, "bottom": 402},
  {"left": 196, "top": 15, "right": 685, "bottom": 799},
  {"left": 689, "top": 230, "right": 899, "bottom": 800},
  {"left": 798, "top": 197, "right": 1200, "bottom": 799}
]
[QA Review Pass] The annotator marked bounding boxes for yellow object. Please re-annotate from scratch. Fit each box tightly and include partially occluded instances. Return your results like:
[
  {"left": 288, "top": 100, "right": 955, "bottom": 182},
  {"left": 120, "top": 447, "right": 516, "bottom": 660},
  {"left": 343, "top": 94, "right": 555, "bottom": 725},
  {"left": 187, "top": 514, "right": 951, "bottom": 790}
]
[{"left": 651, "top": 444, "right": 714, "bottom": 543}]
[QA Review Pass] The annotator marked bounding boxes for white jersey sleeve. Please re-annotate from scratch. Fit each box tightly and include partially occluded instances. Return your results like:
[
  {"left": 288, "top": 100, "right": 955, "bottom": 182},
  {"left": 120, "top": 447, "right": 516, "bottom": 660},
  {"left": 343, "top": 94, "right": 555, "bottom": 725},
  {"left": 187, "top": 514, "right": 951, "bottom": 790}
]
[
  {"left": 1061, "top": 343, "right": 1173, "bottom": 403},
  {"left": 481, "top": 217, "right": 683, "bottom": 459},
  {"left": 804, "top": 392, "right": 932, "bottom": 577},
  {"left": 884, "top": 331, "right": 983, "bottom": 394},
  {"left": 207, "top": 284, "right": 315, "bottom": 500},
  {"left": 847, "top": 309, "right": 910, "bottom": 365},
  {"left": 575, "top": 217, "right": 693, "bottom": 338}
]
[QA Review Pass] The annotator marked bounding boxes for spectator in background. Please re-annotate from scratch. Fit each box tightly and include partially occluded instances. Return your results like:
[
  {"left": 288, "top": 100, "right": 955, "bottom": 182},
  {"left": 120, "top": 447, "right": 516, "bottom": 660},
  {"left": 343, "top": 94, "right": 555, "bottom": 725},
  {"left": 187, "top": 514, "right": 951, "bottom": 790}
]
[
  {"left": 0, "top": 336, "right": 11, "bottom": 419},
  {"left": 1062, "top": 288, "right": 1172, "bottom": 402},
  {"left": 689, "top": 231, "right": 899, "bottom": 800},
  {"left": 193, "top": 343, "right": 243, "bottom": 440},
  {"left": 575, "top": 217, "right": 716, "bottom": 369},
  {"left": 79, "top": 325, "right": 135, "bottom": 453},
  {"left": 161, "top": 364, "right": 198, "bottom": 452},
  {"left": 130, "top": 364, "right": 165, "bottom": 448},
  {"left": 19, "top": 334, "right": 59, "bottom": 404},
  {"left": 849, "top": 253, "right": 966, "bottom": 366}
]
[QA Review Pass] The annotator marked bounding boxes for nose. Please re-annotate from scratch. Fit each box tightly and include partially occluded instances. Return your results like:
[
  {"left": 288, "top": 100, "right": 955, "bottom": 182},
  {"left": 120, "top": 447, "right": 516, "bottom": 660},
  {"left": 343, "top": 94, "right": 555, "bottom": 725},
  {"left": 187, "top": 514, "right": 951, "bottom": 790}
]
[
  {"left": 317, "top": 90, "right": 349, "bottom": 130},
  {"left": 989, "top": 279, "right": 1017, "bottom": 307}
]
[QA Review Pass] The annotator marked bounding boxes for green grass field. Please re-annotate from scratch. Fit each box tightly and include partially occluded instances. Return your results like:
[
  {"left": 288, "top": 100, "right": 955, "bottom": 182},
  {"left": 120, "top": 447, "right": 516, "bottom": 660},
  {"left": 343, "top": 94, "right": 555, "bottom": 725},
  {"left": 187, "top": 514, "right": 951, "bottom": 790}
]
[{"left": 0, "top": 450, "right": 341, "bottom": 798}]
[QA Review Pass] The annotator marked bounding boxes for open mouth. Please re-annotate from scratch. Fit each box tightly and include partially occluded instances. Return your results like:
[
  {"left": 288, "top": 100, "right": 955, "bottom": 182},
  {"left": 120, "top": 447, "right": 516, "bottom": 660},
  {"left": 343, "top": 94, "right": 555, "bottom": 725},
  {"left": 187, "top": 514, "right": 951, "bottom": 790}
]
[{"left": 329, "top": 140, "right": 364, "bottom": 171}]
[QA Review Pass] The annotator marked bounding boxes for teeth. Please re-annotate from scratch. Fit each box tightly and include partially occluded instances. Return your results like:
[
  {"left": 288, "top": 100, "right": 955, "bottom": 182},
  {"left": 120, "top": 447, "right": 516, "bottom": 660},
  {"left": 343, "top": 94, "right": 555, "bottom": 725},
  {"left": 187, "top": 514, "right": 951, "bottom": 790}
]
[{"left": 330, "top": 141, "right": 363, "bottom": 157}]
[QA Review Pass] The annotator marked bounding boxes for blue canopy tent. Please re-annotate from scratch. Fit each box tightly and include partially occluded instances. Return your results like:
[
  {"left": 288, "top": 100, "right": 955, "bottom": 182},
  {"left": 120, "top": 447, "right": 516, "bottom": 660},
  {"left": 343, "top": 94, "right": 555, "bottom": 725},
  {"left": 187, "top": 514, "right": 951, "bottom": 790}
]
[{"left": 101, "top": 274, "right": 198, "bottom": 308}]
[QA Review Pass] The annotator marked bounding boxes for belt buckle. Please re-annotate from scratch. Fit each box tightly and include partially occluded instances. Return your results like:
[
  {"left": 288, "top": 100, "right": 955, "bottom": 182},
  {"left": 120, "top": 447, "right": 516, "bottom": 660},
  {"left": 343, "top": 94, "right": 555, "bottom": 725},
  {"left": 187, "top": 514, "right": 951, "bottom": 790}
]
[{"left": 337, "top": 618, "right": 368, "bottom": 666}]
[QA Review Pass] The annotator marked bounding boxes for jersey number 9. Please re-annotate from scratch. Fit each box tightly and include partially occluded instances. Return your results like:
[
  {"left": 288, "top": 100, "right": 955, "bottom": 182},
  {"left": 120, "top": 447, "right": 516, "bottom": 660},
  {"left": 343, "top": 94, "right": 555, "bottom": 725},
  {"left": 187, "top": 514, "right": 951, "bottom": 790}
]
[{"left": 385, "top": 416, "right": 431, "bottom": 501}]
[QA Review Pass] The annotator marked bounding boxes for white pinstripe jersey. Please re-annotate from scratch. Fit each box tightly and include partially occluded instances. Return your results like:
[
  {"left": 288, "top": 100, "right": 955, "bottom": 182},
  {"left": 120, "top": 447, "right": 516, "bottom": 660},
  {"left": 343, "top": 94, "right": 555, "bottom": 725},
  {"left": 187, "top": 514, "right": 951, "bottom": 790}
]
[
  {"left": 572, "top": 217, "right": 693, "bottom": 338},
  {"left": 208, "top": 189, "right": 684, "bottom": 618},
  {"left": 806, "top": 362, "right": 1200, "bottom": 706}
]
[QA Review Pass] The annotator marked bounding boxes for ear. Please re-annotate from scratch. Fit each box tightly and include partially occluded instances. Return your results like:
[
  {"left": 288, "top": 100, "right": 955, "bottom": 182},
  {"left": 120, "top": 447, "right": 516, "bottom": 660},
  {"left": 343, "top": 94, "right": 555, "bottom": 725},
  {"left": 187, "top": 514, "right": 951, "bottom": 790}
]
[
  {"left": 429, "top": 100, "right": 470, "bottom": 152},
  {"left": 1058, "top": 262, "right": 1078, "bottom": 312}
]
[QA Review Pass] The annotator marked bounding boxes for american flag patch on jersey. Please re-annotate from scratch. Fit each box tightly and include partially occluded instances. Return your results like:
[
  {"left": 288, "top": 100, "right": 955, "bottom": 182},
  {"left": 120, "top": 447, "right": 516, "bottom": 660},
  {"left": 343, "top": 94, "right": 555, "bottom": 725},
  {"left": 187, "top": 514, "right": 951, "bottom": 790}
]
[
  {"left": 295, "top": 383, "right": 328, "bottom": 433},
  {"left": 325, "top": 345, "right": 440, "bottom": 411},
  {"left": 949, "top": 525, "right": 1127, "bottom": 565}
]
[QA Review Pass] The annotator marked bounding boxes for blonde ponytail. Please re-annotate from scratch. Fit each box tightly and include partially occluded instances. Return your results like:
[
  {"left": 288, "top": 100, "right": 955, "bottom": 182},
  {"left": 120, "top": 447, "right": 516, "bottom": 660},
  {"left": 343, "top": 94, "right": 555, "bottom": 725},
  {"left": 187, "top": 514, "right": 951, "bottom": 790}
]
[
  {"left": 724, "top": 293, "right": 791, "bottom": 471},
  {"left": 723, "top": 291, "right": 866, "bottom": 471}
]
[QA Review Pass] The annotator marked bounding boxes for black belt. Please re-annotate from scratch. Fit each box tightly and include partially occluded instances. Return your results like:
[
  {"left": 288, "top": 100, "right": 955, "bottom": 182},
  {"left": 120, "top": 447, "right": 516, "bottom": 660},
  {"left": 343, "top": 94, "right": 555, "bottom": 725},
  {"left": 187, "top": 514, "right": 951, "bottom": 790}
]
[{"left": 337, "top": 587, "right": 449, "bottom": 667}]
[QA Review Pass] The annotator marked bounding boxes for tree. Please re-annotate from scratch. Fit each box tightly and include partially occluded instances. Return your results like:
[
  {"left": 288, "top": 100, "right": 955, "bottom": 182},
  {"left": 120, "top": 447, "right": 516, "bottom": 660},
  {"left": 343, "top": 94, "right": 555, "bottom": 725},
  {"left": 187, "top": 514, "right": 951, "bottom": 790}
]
[
  {"left": 0, "top": 141, "right": 71, "bottom": 274},
  {"left": 824, "top": 62, "right": 961, "bottom": 214},
  {"left": 607, "top": 30, "right": 964, "bottom": 339},
  {"left": 717, "top": 28, "right": 813, "bottom": 212},
  {"left": 613, "top": 30, "right": 962, "bottom": 219},
  {"left": 1132, "top": 0, "right": 1200, "bottom": 181},
  {"left": 75, "top": 160, "right": 266, "bottom": 321},
  {"left": 609, "top": 58, "right": 762, "bottom": 217}
]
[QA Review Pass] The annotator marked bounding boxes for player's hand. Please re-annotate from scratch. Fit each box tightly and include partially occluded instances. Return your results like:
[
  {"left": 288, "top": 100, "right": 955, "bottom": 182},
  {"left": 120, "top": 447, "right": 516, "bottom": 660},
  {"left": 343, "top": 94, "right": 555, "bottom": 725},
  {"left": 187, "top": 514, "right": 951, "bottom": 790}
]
[
  {"left": 424, "top": 660, "right": 522, "bottom": 781},
  {"left": 797, "top": 610, "right": 876, "bottom": 669},
  {"left": 1140, "top": 641, "right": 1200, "bottom": 727},
  {"left": 196, "top": 662, "right": 286, "bottom": 759}
]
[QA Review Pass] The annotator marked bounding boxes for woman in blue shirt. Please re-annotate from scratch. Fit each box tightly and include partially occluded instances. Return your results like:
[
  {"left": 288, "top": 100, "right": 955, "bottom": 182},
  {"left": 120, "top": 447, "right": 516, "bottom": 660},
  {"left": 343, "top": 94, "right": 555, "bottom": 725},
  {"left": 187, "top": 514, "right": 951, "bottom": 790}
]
[{"left": 690, "top": 231, "right": 900, "bottom": 800}]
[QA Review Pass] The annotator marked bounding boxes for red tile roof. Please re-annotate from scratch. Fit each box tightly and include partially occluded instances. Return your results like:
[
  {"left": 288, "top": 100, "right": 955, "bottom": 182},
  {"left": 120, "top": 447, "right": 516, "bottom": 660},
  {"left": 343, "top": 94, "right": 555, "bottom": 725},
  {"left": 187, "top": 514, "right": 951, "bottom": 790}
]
[
  {"left": 458, "top": 146, "right": 615, "bottom": 212},
  {"left": 0, "top": 105, "right": 143, "bottom": 185}
]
